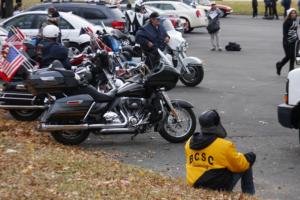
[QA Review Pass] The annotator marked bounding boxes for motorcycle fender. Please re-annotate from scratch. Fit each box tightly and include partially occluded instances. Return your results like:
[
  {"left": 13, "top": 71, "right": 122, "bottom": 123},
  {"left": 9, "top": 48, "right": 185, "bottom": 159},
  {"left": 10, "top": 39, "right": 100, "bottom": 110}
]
[
  {"left": 171, "top": 99, "right": 194, "bottom": 108},
  {"left": 182, "top": 57, "right": 203, "bottom": 66}
]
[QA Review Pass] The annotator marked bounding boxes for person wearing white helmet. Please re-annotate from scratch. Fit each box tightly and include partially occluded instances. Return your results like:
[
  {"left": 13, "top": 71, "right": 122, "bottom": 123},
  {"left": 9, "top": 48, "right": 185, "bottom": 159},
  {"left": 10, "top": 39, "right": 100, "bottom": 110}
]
[
  {"left": 37, "top": 25, "right": 71, "bottom": 69},
  {"left": 78, "top": 34, "right": 92, "bottom": 53}
]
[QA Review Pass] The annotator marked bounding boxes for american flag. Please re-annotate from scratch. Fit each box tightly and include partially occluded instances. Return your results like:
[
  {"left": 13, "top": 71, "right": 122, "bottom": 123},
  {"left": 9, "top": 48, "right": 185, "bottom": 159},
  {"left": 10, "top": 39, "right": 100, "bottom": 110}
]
[
  {"left": 79, "top": 26, "right": 94, "bottom": 36},
  {"left": 0, "top": 46, "right": 32, "bottom": 81},
  {"left": 6, "top": 27, "right": 26, "bottom": 43}
]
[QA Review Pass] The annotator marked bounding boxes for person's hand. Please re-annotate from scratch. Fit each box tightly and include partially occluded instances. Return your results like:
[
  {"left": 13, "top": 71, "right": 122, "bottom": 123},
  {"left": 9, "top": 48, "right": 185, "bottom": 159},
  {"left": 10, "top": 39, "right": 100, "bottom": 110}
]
[
  {"left": 164, "top": 36, "right": 170, "bottom": 43},
  {"left": 147, "top": 41, "right": 153, "bottom": 48}
]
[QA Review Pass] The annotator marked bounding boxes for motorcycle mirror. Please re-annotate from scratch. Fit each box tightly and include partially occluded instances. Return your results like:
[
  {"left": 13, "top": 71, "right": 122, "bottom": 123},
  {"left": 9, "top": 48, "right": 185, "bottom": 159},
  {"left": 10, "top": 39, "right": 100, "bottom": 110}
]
[{"left": 295, "top": 40, "right": 300, "bottom": 65}]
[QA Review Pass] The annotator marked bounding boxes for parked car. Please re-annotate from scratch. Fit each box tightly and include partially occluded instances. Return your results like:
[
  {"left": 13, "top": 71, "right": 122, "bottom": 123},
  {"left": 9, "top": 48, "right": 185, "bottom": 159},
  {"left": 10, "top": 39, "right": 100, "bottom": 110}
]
[
  {"left": 0, "top": 11, "right": 102, "bottom": 53},
  {"left": 145, "top": 6, "right": 185, "bottom": 34},
  {"left": 27, "top": 1, "right": 126, "bottom": 30},
  {"left": 197, "top": 0, "right": 232, "bottom": 17},
  {"left": 143, "top": 1, "right": 207, "bottom": 33},
  {"left": 145, "top": 0, "right": 232, "bottom": 17}
]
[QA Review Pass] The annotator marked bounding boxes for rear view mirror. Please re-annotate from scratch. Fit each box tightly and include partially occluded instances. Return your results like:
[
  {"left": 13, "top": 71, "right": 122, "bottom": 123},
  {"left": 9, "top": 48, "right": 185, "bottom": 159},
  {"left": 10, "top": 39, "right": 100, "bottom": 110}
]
[{"left": 295, "top": 40, "right": 300, "bottom": 65}]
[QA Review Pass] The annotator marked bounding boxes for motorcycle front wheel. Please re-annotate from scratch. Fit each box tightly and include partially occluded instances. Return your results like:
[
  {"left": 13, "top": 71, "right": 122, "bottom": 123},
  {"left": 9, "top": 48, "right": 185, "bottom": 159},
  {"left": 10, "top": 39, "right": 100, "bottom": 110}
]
[
  {"left": 9, "top": 109, "right": 43, "bottom": 121},
  {"left": 51, "top": 131, "right": 89, "bottom": 145},
  {"left": 180, "top": 65, "right": 204, "bottom": 87},
  {"left": 159, "top": 103, "right": 196, "bottom": 143}
]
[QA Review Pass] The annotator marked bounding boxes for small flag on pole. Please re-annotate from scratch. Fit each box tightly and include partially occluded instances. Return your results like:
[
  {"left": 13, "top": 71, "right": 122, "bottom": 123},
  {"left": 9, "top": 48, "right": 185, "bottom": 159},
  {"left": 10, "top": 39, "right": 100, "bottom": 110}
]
[
  {"left": 6, "top": 26, "right": 26, "bottom": 43},
  {"left": 0, "top": 45, "right": 33, "bottom": 81}
]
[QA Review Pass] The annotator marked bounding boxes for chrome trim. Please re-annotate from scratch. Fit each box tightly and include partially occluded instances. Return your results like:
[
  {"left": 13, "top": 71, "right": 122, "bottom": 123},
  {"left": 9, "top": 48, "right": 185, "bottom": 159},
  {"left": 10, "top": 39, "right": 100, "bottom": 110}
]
[
  {"left": 38, "top": 111, "right": 129, "bottom": 131},
  {"left": 0, "top": 105, "right": 47, "bottom": 109}
]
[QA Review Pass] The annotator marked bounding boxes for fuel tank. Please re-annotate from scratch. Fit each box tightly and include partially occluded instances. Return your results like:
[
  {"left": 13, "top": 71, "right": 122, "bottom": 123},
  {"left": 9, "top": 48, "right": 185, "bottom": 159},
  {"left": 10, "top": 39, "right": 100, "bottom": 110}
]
[{"left": 116, "top": 82, "right": 146, "bottom": 97}]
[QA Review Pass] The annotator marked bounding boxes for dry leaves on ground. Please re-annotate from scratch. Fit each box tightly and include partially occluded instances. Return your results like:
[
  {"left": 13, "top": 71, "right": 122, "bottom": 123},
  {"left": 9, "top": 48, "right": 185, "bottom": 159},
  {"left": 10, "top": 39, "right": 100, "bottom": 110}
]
[{"left": 0, "top": 110, "right": 259, "bottom": 200}]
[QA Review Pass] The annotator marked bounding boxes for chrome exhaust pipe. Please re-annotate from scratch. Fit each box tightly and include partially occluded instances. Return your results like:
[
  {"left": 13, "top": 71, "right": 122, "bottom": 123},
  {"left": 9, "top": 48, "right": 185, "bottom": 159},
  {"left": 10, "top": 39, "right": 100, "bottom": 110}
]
[
  {"left": 0, "top": 105, "right": 47, "bottom": 109},
  {"left": 96, "top": 128, "right": 136, "bottom": 134},
  {"left": 38, "top": 111, "right": 129, "bottom": 131}
]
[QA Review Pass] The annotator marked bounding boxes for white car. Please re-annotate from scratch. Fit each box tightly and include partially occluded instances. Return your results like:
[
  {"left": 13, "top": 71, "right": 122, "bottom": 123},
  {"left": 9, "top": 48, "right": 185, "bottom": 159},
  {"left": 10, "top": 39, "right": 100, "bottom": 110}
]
[
  {"left": 0, "top": 11, "right": 102, "bottom": 51},
  {"left": 143, "top": 1, "right": 207, "bottom": 33}
]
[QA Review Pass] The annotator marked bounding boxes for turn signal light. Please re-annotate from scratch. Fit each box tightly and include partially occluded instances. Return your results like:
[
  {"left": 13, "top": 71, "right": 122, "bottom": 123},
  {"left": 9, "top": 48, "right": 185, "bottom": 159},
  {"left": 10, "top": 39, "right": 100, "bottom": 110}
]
[{"left": 284, "top": 94, "right": 288, "bottom": 104}]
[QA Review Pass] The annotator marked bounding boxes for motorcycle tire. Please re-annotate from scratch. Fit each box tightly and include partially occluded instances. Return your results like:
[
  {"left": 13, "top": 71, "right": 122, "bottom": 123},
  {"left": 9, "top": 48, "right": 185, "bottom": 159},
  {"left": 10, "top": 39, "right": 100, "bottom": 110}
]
[
  {"left": 159, "top": 103, "right": 196, "bottom": 143},
  {"left": 180, "top": 65, "right": 204, "bottom": 87},
  {"left": 8, "top": 109, "right": 43, "bottom": 121},
  {"left": 51, "top": 131, "right": 89, "bottom": 145}
]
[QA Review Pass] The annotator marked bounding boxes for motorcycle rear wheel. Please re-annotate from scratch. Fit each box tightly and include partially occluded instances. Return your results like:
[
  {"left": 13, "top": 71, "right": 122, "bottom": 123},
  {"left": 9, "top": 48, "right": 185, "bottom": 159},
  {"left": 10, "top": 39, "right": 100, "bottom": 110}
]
[
  {"left": 9, "top": 109, "right": 43, "bottom": 121},
  {"left": 159, "top": 103, "right": 196, "bottom": 143},
  {"left": 180, "top": 65, "right": 204, "bottom": 87},
  {"left": 51, "top": 131, "right": 89, "bottom": 145}
]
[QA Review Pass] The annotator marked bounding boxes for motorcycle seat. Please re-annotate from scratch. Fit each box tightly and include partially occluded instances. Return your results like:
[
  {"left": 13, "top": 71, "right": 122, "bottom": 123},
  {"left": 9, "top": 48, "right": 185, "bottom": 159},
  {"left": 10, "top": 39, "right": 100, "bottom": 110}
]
[
  {"left": 75, "top": 85, "right": 114, "bottom": 103},
  {"left": 54, "top": 68, "right": 75, "bottom": 78}
]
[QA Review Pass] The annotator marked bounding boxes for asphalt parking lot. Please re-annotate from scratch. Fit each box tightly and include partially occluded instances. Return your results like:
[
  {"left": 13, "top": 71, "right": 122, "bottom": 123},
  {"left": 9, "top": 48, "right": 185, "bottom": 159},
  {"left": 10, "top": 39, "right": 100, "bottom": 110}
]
[{"left": 82, "top": 16, "right": 300, "bottom": 200}]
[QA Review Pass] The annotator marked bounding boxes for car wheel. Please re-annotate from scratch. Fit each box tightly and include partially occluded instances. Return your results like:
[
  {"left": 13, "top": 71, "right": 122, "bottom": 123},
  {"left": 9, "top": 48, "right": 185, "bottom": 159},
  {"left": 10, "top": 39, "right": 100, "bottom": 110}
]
[
  {"left": 181, "top": 17, "right": 193, "bottom": 33},
  {"left": 68, "top": 43, "right": 81, "bottom": 57}
]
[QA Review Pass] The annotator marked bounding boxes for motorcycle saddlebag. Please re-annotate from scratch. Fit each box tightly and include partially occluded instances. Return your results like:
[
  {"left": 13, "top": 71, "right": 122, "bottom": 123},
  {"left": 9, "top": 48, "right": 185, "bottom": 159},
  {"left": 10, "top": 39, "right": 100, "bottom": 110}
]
[
  {"left": 42, "top": 94, "right": 94, "bottom": 122},
  {"left": 26, "top": 69, "right": 79, "bottom": 96}
]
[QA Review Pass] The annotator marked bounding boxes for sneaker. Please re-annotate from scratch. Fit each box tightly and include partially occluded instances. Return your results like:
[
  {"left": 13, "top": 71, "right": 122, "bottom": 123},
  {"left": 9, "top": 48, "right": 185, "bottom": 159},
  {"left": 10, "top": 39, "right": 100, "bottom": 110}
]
[
  {"left": 218, "top": 48, "right": 223, "bottom": 51},
  {"left": 276, "top": 62, "right": 281, "bottom": 76},
  {"left": 210, "top": 48, "right": 216, "bottom": 51}
]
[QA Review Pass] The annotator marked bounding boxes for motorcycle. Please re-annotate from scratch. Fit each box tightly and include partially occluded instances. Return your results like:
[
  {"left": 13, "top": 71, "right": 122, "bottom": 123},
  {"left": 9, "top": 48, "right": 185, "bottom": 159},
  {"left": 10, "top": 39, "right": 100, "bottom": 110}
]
[
  {"left": 25, "top": 49, "right": 196, "bottom": 145},
  {"left": 163, "top": 19, "right": 204, "bottom": 87}
]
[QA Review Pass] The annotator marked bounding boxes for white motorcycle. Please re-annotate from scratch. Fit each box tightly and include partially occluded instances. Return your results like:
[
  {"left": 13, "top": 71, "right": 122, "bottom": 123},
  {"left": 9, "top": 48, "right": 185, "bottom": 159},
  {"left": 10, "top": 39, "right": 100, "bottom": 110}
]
[{"left": 163, "top": 19, "right": 204, "bottom": 87}]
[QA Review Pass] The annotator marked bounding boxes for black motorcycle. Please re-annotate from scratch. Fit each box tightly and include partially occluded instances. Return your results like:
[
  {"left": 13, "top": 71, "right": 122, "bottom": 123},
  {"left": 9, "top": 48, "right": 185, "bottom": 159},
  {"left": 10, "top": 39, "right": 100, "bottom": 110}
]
[{"left": 25, "top": 51, "right": 196, "bottom": 145}]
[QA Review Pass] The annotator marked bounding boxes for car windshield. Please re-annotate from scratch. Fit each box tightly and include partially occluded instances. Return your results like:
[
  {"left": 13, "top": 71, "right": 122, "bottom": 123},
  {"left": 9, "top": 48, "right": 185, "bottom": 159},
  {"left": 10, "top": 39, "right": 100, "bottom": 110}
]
[
  {"left": 161, "top": 18, "right": 175, "bottom": 32},
  {"left": 110, "top": 7, "right": 125, "bottom": 19}
]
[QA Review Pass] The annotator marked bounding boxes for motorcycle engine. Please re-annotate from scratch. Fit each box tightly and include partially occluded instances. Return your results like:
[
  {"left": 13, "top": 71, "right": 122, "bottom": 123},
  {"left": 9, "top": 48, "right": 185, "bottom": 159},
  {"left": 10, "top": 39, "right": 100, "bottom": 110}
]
[{"left": 122, "top": 97, "right": 147, "bottom": 126}]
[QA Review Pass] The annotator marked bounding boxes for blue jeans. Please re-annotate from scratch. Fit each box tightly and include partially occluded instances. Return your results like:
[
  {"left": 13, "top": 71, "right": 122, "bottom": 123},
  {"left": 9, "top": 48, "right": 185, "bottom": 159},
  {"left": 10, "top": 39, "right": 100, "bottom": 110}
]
[{"left": 228, "top": 167, "right": 255, "bottom": 195}]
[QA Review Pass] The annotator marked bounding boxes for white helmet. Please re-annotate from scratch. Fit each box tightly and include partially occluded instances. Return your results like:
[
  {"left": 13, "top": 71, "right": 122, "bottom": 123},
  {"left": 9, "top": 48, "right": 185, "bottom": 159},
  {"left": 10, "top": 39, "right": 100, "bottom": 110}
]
[
  {"left": 43, "top": 25, "right": 59, "bottom": 38},
  {"left": 78, "top": 34, "right": 91, "bottom": 45}
]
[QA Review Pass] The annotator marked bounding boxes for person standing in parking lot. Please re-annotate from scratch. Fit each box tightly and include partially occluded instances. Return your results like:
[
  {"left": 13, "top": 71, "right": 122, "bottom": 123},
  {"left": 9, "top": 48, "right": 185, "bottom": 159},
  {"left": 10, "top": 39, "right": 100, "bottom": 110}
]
[
  {"left": 207, "top": 2, "right": 222, "bottom": 51},
  {"left": 276, "top": 8, "right": 298, "bottom": 75},
  {"left": 252, "top": 0, "right": 258, "bottom": 18}
]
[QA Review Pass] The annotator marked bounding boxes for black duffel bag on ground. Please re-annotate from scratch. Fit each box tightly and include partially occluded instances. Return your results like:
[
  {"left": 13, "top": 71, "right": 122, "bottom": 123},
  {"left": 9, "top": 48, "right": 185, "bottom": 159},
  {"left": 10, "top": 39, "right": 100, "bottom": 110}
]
[{"left": 225, "top": 42, "right": 241, "bottom": 51}]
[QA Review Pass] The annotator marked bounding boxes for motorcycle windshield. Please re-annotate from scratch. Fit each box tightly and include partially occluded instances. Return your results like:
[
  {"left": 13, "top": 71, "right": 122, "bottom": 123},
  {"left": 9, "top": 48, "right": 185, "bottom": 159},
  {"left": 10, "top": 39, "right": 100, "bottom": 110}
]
[{"left": 161, "top": 18, "right": 175, "bottom": 32}]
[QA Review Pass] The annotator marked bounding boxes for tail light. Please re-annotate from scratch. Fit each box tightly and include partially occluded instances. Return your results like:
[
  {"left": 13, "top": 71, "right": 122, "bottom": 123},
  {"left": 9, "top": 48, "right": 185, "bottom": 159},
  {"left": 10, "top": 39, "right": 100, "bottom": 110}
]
[
  {"left": 196, "top": 10, "right": 201, "bottom": 17},
  {"left": 170, "top": 18, "right": 177, "bottom": 28},
  {"left": 284, "top": 94, "right": 288, "bottom": 104},
  {"left": 112, "top": 21, "right": 125, "bottom": 31}
]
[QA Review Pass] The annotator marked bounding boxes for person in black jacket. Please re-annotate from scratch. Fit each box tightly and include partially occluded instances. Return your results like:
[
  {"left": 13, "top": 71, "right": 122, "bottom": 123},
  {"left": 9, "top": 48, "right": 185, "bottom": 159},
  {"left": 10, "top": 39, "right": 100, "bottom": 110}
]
[
  {"left": 271, "top": 0, "right": 279, "bottom": 19},
  {"left": 276, "top": 8, "right": 298, "bottom": 75},
  {"left": 135, "top": 12, "right": 169, "bottom": 69},
  {"left": 252, "top": 0, "right": 258, "bottom": 18}
]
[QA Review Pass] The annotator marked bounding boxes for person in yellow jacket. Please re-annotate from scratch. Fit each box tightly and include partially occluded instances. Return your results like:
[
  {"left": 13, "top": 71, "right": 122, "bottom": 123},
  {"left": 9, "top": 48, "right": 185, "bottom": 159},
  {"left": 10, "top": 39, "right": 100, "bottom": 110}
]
[{"left": 185, "top": 110, "right": 256, "bottom": 195}]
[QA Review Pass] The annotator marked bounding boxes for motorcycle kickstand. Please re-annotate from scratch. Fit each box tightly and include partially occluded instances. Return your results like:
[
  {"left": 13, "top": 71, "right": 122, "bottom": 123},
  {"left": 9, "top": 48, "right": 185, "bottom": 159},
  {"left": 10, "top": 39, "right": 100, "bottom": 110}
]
[{"left": 131, "top": 132, "right": 139, "bottom": 140}]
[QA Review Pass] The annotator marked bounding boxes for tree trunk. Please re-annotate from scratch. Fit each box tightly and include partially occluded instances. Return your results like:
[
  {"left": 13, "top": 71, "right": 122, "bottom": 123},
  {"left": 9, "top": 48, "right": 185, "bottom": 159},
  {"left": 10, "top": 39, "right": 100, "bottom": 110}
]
[{"left": 5, "top": 0, "right": 13, "bottom": 18}]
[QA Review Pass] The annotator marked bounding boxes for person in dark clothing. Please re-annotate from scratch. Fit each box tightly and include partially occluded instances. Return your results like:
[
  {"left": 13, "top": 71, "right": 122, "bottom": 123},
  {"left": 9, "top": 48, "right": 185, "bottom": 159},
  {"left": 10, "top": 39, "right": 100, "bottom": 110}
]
[
  {"left": 135, "top": 12, "right": 169, "bottom": 69},
  {"left": 185, "top": 110, "right": 256, "bottom": 195},
  {"left": 47, "top": 6, "right": 60, "bottom": 26},
  {"left": 271, "top": 0, "right": 279, "bottom": 19},
  {"left": 264, "top": 0, "right": 271, "bottom": 17},
  {"left": 1, "top": 0, "right": 6, "bottom": 18},
  {"left": 282, "top": 0, "right": 292, "bottom": 17},
  {"left": 276, "top": 8, "right": 298, "bottom": 75},
  {"left": 38, "top": 25, "right": 71, "bottom": 69},
  {"left": 252, "top": 0, "right": 258, "bottom": 18}
]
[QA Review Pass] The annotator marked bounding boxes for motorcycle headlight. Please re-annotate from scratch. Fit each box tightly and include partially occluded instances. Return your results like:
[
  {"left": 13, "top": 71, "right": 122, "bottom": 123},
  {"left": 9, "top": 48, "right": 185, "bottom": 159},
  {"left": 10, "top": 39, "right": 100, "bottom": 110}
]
[{"left": 181, "top": 42, "right": 188, "bottom": 52}]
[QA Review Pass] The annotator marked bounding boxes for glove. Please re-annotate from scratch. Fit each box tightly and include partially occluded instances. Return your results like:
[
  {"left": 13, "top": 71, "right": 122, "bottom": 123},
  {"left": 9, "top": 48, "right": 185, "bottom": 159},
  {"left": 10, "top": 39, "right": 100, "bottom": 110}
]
[{"left": 244, "top": 152, "right": 256, "bottom": 166}]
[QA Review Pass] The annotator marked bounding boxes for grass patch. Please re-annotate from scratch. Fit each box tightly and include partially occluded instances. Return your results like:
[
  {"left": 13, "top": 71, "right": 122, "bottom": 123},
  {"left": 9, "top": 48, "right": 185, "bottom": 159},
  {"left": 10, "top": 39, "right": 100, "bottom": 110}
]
[
  {"left": 219, "top": 0, "right": 298, "bottom": 16},
  {"left": 0, "top": 110, "right": 258, "bottom": 199}
]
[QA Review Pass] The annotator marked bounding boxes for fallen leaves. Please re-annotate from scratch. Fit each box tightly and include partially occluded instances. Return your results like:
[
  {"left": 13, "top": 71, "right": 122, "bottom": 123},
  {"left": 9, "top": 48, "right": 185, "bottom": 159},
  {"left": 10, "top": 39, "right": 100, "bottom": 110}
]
[{"left": 0, "top": 110, "right": 259, "bottom": 200}]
